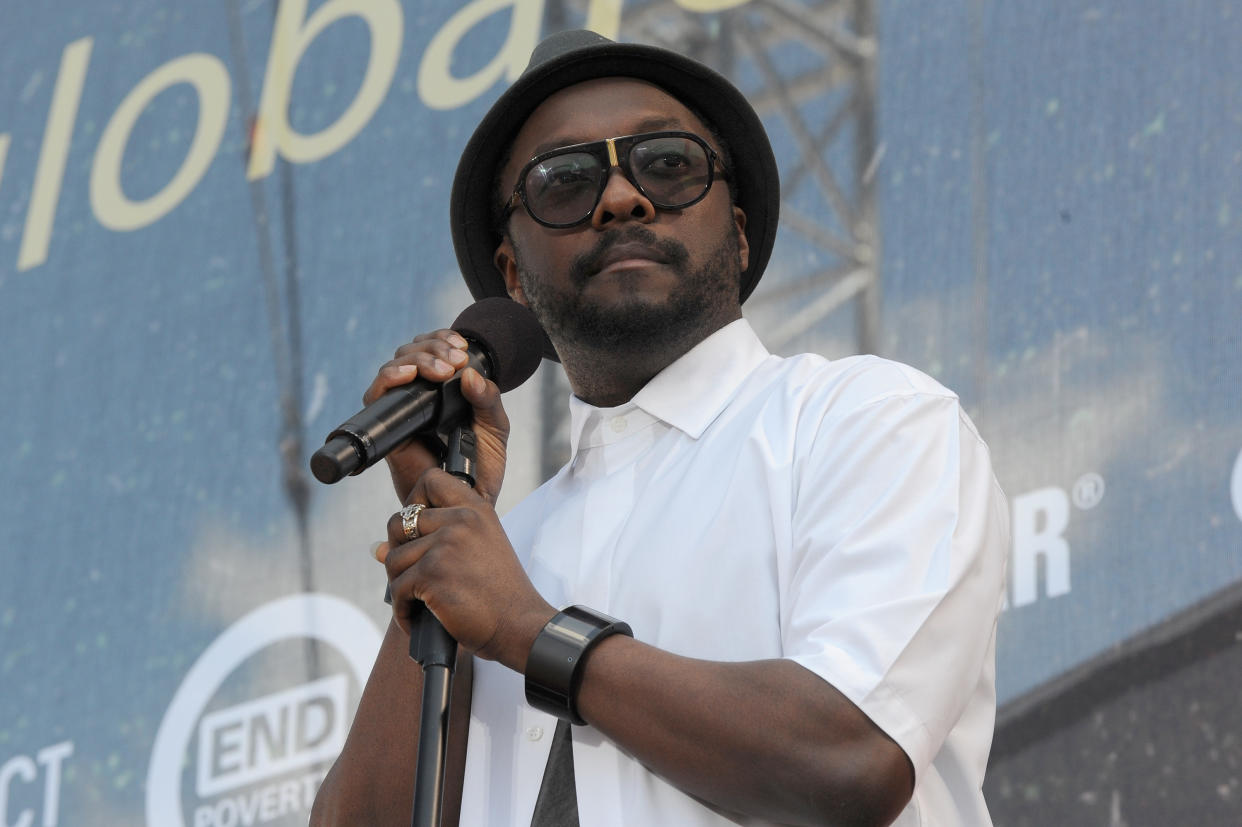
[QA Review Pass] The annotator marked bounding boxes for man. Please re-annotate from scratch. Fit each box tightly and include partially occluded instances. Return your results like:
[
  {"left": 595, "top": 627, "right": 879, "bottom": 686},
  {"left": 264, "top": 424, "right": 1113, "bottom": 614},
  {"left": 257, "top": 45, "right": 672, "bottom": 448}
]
[{"left": 312, "top": 29, "right": 1007, "bottom": 827}]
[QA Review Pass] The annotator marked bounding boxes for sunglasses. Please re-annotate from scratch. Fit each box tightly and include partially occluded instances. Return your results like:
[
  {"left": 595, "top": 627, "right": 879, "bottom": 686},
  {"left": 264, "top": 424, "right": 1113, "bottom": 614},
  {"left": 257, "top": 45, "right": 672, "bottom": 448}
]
[{"left": 505, "top": 131, "right": 722, "bottom": 229}]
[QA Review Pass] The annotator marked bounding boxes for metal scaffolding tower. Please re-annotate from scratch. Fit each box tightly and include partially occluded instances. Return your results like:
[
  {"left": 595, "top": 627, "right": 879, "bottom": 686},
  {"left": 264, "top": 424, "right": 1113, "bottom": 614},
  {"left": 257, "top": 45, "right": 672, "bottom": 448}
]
[{"left": 539, "top": 0, "right": 881, "bottom": 478}]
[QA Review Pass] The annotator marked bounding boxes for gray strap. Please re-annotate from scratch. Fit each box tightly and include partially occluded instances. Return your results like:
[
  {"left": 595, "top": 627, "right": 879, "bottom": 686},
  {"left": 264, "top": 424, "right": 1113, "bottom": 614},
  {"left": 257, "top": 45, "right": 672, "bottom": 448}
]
[{"left": 530, "top": 719, "right": 580, "bottom": 826}]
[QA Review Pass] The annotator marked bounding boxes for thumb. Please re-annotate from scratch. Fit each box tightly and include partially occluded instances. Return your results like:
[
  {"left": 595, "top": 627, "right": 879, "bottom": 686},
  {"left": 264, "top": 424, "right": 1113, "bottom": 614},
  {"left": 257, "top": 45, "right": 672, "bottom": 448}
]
[{"left": 461, "top": 367, "right": 510, "bottom": 501}]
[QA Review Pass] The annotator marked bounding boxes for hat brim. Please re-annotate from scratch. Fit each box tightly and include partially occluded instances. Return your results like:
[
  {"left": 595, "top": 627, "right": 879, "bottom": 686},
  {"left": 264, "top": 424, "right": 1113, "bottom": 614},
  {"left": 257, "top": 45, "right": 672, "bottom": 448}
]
[{"left": 450, "top": 33, "right": 779, "bottom": 359}]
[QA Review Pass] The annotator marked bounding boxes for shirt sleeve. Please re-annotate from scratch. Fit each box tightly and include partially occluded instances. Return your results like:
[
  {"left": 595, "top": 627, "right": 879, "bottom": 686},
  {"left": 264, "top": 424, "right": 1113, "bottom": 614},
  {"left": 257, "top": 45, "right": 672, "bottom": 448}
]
[{"left": 782, "top": 382, "right": 1009, "bottom": 779}]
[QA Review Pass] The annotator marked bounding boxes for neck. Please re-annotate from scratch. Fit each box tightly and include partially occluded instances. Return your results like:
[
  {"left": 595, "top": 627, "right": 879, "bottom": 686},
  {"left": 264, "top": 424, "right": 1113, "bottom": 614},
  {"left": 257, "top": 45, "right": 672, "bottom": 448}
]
[{"left": 556, "top": 307, "right": 740, "bottom": 407}]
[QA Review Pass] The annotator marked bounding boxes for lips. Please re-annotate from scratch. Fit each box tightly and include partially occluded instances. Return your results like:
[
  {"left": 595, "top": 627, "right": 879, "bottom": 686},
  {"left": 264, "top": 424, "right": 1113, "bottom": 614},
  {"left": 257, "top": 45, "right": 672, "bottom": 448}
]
[
  {"left": 568, "top": 228, "right": 690, "bottom": 287},
  {"left": 592, "top": 241, "right": 669, "bottom": 275}
]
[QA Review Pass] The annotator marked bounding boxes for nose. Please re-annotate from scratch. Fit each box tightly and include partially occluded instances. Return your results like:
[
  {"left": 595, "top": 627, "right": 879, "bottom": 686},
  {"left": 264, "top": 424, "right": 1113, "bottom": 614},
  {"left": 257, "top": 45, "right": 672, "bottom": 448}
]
[{"left": 590, "top": 167, "right": 656, "bottom": 229}]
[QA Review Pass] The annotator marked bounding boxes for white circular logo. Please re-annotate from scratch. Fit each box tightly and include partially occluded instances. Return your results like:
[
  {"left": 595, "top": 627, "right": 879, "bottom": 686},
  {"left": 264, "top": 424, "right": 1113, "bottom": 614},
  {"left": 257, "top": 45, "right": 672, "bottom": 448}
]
[
  {"left": 146, "top": 593, "right": 381, "bottom": 827},
  {"left": 1072, "top": 472, "right": 1105, "bottom": 510},
  {"left": 1232, "top": 447, "right": 1242, "bottom": 523}
]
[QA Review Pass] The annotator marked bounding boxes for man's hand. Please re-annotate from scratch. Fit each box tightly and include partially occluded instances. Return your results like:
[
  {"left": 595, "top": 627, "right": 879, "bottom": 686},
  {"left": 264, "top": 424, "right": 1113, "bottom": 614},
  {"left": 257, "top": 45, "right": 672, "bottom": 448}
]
[
  {"left": 376, "top": 469, "right": 556, "bottom": 671},
  {"left": 362, "top": 329, "right": 511, "bottom": 505}
]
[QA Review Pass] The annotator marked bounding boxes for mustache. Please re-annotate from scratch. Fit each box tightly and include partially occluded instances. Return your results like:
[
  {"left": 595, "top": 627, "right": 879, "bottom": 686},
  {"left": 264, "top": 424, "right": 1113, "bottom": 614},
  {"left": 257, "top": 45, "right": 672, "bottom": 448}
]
[{"left": 568, "top": 226, "right": 690, "bottom": 287}]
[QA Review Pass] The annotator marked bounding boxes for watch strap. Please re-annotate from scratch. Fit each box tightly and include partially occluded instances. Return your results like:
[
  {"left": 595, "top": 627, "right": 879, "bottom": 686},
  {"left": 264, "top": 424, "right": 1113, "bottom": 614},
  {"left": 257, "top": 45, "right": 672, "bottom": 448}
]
[{"left": 525, "top": 605, "right": 632, "bottom": 725}]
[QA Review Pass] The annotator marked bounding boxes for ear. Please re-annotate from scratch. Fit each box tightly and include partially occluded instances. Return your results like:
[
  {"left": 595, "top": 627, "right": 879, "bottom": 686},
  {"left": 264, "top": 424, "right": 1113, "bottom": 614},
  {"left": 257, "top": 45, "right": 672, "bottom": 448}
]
[
  {"left": 493, "top": 237, "right": 527, "bottom": 305},
  {"left": 732, "top": 206, "right": 750, "bottom": 275}
]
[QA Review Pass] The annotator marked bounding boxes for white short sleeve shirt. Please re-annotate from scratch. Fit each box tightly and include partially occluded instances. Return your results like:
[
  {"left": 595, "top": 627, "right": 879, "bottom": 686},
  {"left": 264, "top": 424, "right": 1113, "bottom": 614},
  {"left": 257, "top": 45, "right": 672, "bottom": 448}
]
[{"left": 458, "top": 319, "right": 1009, "bottom": 826}]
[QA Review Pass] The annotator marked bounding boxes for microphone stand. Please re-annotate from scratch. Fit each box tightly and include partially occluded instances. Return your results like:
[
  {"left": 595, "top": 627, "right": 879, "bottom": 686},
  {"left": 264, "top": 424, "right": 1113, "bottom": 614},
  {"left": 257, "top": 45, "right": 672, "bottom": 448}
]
[{"left": 409, "top": 425, "right": 477, "bottom": 827}]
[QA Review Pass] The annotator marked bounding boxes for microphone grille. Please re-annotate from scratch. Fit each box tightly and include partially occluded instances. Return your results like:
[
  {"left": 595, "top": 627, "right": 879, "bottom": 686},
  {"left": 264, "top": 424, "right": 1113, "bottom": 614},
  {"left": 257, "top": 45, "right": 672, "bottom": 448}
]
[{"left": 451, "top": 298, "right": 546, "bottom": 393}]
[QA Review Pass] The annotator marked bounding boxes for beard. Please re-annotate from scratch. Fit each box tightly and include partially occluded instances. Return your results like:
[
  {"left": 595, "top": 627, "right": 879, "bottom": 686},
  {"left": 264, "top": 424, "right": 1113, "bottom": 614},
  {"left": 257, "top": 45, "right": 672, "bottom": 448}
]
[{"left": 513, "top": 223, "right": 742, "bottom": 355}]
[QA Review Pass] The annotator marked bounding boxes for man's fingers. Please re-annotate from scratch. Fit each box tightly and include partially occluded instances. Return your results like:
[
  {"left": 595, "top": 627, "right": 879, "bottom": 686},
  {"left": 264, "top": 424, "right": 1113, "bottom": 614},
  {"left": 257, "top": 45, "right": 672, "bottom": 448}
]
[
  {"left": 362, "top": 333, "right": 472, "bottom": 405},
  {"left": 361, "top": 353, "right": 457, "bottom": 404},
  {"left": 386, "top": 504, "right": 438, "bottom": 547},
  {"left": 396, "top": 329, "right": 468, "bottom": 356},
  {"left": 383, "top": 481, "right": 479, "bottom": 550},
  {"left": 379, "top": 505, "right": 472, "bottom": 591},
  {"left": 455, "top": 368, "right": 511, "bottom": 503},
  {"left": 363, "top": 363, "right": 417, "bottom": 405},
  {"left": 402, "top": 470, "right": 484, "bottom": 515},
  {"left": 460, "top": 368, "right": 509, "bottom": 434},
  {"left": 386, "top": 508, "right": 414, "bottom": 547}
]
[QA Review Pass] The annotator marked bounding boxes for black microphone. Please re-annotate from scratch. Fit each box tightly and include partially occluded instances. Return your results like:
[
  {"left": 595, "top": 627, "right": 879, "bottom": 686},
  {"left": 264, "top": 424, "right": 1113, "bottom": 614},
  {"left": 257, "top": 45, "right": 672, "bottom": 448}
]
[{"left": 310, "top": 298, "right": 546, "bottom": 484}]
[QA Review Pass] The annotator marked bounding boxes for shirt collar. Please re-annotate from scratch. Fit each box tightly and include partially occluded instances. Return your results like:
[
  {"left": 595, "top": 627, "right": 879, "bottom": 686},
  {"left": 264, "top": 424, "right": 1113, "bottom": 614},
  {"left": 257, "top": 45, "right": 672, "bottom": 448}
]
[{"left": 567, "top": 318, "right": 770, "bottom": 457}]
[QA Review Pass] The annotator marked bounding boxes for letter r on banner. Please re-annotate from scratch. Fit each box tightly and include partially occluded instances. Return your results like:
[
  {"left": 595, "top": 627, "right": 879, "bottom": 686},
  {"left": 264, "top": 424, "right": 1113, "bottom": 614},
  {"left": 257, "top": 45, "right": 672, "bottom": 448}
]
[{"left": 1011, "top": 487, "right": 1072, "bottom": 607}]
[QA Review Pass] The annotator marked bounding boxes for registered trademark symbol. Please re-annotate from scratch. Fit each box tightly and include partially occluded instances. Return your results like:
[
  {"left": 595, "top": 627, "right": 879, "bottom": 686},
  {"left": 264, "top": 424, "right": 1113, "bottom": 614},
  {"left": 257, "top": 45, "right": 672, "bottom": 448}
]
[{"left": 1072, "top": 472, "right": 1105, "bottom": 510}]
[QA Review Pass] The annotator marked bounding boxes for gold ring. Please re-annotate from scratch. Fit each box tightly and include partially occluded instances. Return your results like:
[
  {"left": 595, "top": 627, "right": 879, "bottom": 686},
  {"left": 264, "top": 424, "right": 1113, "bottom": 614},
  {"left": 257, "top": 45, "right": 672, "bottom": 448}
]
[{"left": 399, "top": 503, "right": 426, "bottom": 541}]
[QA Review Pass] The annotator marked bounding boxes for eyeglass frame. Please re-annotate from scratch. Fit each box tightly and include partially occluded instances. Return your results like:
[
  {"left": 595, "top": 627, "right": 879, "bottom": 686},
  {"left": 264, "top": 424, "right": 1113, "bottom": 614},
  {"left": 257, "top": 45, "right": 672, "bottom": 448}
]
[{"left": 502, "top": 130, "right": 725, "bottom": 229}]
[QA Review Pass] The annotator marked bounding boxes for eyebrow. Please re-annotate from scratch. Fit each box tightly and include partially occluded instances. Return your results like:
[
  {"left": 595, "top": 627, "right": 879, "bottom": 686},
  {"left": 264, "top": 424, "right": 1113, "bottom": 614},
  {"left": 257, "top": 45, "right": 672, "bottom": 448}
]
[{"left": 527, "top": 116, "right": 690, "bottom": 158}]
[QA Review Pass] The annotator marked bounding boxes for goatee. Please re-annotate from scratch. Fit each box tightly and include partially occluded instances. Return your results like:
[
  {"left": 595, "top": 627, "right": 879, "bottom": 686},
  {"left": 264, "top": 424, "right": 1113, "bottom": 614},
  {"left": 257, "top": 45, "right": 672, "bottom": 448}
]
[{"left": 515, "top": 224, "right": 741, "bottom": 355}]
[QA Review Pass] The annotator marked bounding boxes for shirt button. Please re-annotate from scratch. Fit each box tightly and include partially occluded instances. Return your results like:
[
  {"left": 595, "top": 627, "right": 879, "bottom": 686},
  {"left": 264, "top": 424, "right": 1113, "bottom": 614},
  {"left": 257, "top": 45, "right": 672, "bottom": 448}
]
[
  {"left": 526, "top": 726, "right": 544, "bottom": 741},
  {"left": 610, "top": 416, "right": 627, "bottom": 433}
]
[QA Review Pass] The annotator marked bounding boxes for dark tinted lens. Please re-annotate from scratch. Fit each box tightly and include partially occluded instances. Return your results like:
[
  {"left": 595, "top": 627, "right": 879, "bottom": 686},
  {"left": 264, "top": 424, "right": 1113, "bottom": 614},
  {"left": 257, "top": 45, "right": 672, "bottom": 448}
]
[
  {"left": 630, "top": 136, "right": 711, "bottom": 206},
  {"left": 524, "top": 152, "right": 604, "bottom": 225}
]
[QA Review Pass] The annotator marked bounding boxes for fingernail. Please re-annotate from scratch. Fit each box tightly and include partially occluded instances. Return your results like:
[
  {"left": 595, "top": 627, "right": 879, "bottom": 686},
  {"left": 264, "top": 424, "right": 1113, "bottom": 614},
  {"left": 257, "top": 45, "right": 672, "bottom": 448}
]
[
  {"left": 396, "top": 364, "right": 417, "bottom": 377},
  {"left": 448, "top": 348, "right": 467, "bottom": 363},
  {"left": 371, "top": 541, "right": 388, "bottom": 561},
  {"left": 448, "top": 333, "right": 468, "bottom": 349},
  {"left": 433, "top": 359, "right": 452, "bottom": 373},
  {"left": 464, "top": 368, "right": 482, "bottom": 393}
]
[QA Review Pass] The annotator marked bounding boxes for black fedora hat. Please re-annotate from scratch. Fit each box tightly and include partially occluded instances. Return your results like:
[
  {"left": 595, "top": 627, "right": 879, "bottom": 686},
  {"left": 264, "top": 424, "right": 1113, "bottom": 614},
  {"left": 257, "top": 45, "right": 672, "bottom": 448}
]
[{"left": 449, "top": 29, "right": 780, "bottom": 342}]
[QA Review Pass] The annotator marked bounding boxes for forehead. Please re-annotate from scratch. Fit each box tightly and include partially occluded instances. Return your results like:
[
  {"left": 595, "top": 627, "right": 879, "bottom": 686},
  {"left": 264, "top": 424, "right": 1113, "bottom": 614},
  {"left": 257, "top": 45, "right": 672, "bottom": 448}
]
[{"left": 505, "top": 78, "right": 710, "bottom": 172}]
